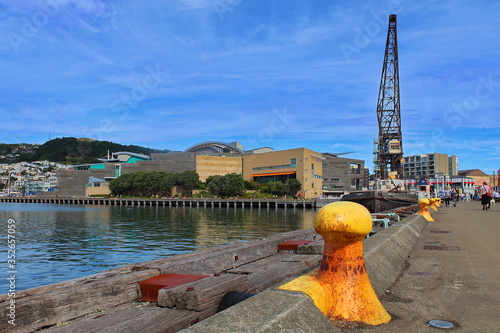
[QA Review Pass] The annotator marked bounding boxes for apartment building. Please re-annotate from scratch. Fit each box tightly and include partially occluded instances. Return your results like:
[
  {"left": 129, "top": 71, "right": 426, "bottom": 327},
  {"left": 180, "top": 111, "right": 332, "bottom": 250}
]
[{"left": 403, "top": 153, "right": 458, "bottom": 178}]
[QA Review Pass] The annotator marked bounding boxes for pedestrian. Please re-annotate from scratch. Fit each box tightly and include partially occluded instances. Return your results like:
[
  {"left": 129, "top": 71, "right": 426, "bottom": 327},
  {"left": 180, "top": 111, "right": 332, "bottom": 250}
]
[
  {"left": 443, "top": 187, "right": 451, "bottom": 207},
  {"left": 451, "top": 188, "right": 459, "bottom": 207},
  {"left": 479, "top": 182, "right": 492, "bottom": 210},
  {"left": 493, "top": 191, "right": 500, "bottom": 204}
]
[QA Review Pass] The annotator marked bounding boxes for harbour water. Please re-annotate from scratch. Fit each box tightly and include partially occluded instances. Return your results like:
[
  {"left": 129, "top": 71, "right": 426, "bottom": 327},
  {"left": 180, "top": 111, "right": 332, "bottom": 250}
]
[{"left": 0, "top": 203, "right": 316, "bottom": 292}]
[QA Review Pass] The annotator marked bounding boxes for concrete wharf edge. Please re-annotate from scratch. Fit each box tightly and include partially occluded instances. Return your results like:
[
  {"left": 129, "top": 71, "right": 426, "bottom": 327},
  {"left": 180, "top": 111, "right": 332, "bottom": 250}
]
[{"left": 180, "top": 213, "right": 428, "bottom": 332}]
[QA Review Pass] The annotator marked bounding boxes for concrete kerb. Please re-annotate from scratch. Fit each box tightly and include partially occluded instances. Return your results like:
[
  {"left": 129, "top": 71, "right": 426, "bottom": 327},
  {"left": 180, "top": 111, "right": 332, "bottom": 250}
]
[
  {"left": 180, "top": 289, "right": 340, "bottom": 333},
  {"left": 181, "top": 213, "right": 429, "bottom": 332},
  {"left": 364, "top": 213, "right": 428, "bottom": 295}
]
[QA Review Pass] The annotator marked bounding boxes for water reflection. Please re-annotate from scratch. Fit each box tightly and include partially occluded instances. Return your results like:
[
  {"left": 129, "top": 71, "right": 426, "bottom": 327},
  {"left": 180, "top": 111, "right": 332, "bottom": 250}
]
[{"left": 0, "top": 203, "right": 315, "bottom": 291}]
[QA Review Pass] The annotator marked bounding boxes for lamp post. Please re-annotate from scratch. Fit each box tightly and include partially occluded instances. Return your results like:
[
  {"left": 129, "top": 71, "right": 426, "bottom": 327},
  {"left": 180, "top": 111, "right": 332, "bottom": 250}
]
[{"left": 7, "top": 171, "right": 15, "bottom": 197}]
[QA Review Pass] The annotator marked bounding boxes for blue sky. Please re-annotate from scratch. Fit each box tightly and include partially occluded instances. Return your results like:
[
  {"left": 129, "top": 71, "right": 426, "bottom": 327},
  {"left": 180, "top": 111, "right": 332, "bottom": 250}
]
[{"left": 0, "top": 0, "right": 499, "bottom": 174}]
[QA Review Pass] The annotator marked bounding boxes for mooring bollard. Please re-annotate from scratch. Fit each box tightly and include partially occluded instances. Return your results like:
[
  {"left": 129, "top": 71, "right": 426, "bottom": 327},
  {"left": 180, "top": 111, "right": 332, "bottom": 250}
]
[
  {"left": 279, "top": 201, "right": 391, "bottom": 326},
  {"left": 417, "top": 198, "right": 434, "bottom": 222},
  {"left": 429, "top": 198, "right": 438, "bottom": 211}
]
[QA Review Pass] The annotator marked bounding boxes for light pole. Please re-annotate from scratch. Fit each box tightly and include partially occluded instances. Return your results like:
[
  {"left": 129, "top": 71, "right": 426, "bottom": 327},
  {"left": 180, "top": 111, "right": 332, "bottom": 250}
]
[{"left": 7, "top": 171, "right": 15, "bottom": 197}]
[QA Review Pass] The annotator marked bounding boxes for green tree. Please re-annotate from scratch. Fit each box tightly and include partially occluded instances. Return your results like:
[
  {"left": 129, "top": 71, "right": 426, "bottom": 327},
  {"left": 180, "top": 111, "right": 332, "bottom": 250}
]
[
  {"left": 159, "top": 172, "right": 177, "bottom": 196},
  {"left": 110, "top": 172, "right": 137, "bottom": 196},
  {"left": 244, "top": 180, "right": 259, "bottom": 190},
  {"left": 176, "top": 170, "right": 199, "bottom": 195},
  {"left": 206, "top": 175, "right": 223, "bottom": 196},
  {"left": 206, "top": 173, "right": 245, "bottom": 197},
  {"left": 285, "top": 179, "right": 302, "bottom": 196},
  {"left": 257, "top": 179, "right": 302, "bottom": 197}
]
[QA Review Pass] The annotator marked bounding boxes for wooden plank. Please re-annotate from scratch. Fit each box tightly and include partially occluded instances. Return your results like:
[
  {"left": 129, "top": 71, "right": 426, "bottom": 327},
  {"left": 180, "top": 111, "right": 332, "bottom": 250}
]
[
  {"left": 296, "top": 239, "right": 324, "bottom": 254},
  {"left": 227, "top": 254, "right": 321, "bottom": 293},
  {"left": 158, "top": 274, "right": 248, "bottom": 311},
  {"left": 227, "top": 254, "right": 320, "bottom": 275},
  {"left": 0, "top": 269, "right": 159, "bottom": 333},
  {"left": 128, "top": 229, "right": 318, "bottom": 275},
  {"left": 245, "top": 259, "right": 319, "bottom": 293},
  {"left": 40, "top": 302, "right": 213, "bottom": 333},
  {"left": 226, "top": 254, "right": 296, "bottom": 274}
]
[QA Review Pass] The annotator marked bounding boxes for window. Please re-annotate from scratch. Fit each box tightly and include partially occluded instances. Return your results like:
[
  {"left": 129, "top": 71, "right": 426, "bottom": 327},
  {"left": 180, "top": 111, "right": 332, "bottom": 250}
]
[{"left": 114, "top": 164, "right": 122, "bottom": 178}]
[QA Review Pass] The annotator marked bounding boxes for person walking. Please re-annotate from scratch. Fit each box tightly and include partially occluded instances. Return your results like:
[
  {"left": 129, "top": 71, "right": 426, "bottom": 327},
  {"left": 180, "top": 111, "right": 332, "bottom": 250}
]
[
  {"left": 479, "top": 182, "right": 492, "bottom": 210},
  {"left": 443, "top": 187, "right": 451, "bottom": 207},
  {"left": 451, "top": 188, "right": 459, "bottom": 207}
]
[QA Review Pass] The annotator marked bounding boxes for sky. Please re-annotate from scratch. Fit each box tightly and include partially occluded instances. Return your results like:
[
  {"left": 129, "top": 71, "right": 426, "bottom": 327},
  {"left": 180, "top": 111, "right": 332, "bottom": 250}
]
[{"left": 0, "top": 0, "right": 499, "bottom": 174}]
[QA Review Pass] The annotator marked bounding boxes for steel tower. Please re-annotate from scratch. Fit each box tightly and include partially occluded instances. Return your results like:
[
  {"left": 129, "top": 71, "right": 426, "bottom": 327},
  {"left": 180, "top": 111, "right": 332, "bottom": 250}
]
[{"left": 374, "top": 14, "right": 403, "bottom": 180}]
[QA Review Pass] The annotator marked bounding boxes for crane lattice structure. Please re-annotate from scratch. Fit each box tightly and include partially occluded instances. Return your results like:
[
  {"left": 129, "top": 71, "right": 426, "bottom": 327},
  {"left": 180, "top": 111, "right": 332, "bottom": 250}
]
[{"left": 374, "top": 14, "right": 403, "bottom": 180}]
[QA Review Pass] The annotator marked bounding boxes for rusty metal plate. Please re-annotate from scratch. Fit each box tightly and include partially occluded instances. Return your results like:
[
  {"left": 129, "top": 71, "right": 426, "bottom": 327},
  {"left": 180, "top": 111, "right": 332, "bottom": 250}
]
[
  {"left": 139, "top": 273, "right": 209, "bottom": 302},
  {"left": 278, "top": 240, "right": 313, "bottom": 251}
]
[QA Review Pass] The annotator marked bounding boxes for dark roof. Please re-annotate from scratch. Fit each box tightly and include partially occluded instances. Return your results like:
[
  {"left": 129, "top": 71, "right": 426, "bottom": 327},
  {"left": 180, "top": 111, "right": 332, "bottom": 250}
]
[
  {"left": 458, "top": 169, "right": 488, "bottom": 177},
  {"left": 184, "top": 141, "right": 245, "bottom": 155}
]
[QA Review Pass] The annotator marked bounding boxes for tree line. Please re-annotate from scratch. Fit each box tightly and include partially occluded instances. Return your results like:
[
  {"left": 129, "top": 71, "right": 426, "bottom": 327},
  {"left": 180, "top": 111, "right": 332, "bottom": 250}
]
[
  {"left": 109, "top": 170, "right": 199, "bottom": 196},
  {"left": 109, "top": 171, "right": 302, "bottom": 198}
]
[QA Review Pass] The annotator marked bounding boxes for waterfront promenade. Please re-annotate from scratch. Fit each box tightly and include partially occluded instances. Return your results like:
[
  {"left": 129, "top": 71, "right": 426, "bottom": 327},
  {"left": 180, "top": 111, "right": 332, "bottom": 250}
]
[
  {"left": 357, "top": 200, "right": 499, "bottom": 332},
  {"left": 182, "top": 200, "right": 498, "bottom": 333}
]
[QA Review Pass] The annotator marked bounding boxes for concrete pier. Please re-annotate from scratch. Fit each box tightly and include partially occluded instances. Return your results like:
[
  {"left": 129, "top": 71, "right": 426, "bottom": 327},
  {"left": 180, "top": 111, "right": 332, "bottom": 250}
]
[
  {"left": 183, "top": 201, "right": 499, "bottom": 332},
  {"left": 360, "top": 201, "right": 499, "bottom": 332},
  {"left": 0, "top": 197, "right": 315, "bottom": 209}
]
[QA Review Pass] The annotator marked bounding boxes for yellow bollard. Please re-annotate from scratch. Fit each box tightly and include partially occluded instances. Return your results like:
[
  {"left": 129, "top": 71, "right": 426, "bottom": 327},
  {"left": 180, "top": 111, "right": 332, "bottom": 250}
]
[
  {"left": 429, "top": 198, "right": 438, "bottom": 211},
  {"left": 417, "top": 198, "right": 434, "bottom": 222},
  {"left": 435, "top": 198, "right": 441, "bottom": 207},
  {"left": 279, "top": 201, "right": 391, "bottom": 326}
]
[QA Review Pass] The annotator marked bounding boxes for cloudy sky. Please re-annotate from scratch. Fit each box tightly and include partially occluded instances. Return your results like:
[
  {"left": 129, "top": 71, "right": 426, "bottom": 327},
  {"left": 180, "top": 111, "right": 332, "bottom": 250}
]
[{"left": 0, "top": 0, "right": 499, "bottom": 174}]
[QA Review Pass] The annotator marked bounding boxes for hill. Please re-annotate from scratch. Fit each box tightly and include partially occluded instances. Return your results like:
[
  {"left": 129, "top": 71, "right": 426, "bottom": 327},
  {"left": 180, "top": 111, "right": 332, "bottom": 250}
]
[{"left": 3, "top": 137, "right": 170, "bottom": 164}]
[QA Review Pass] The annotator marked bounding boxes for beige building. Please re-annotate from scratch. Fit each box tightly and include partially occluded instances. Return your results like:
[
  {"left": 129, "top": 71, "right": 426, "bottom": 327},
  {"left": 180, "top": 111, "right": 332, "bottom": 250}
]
[
  {"left": 84, "top": 177, "right": 111, "bottom": 197},
  {"left": 403, "top": 153, "right": 458, "bottom": 178},
  {"left": 458, "top": 169, "right": 491, "bottom": 186},
  {"left": 243, "top": 148, "right": 324, "bottom": 199},
  {"left": 195, "top": 155, "right": 242, "bottom": 182}
]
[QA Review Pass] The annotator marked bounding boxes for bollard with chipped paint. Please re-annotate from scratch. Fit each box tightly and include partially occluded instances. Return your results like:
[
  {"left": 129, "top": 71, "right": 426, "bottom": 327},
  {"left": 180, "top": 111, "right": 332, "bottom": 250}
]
[
  {"left": 429, "top": 198, "right": 439, "bottom": 211},
  {"left": 417, "top": 198, "right": 434, "bottom": 222},
  {"left": 279, "top": 201, "right": 391, "bottom": 326}
]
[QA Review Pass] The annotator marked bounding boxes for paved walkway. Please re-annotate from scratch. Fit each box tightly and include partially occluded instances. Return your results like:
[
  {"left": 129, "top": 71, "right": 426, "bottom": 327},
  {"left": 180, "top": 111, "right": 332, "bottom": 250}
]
[{"left": 354, "top": 200, "right": 499, "bottom": 333}]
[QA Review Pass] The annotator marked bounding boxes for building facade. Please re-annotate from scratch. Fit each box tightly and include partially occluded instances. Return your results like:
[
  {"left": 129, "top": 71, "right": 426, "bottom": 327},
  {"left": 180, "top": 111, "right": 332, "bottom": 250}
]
[
  {"left": 54, "top": 142, "right": 369, "bottom": 199},
  {"left": 404, "top": 174, "right": 476, "bottom": 195},
  {"left": 321, "top": 154, "right": 367, "bottom": 195},
  {"left": 403, "top": 153, "right": 458, "bottom": 178},
  {"left": 242, "top": 148, "right": 323, "bottom": 199}
]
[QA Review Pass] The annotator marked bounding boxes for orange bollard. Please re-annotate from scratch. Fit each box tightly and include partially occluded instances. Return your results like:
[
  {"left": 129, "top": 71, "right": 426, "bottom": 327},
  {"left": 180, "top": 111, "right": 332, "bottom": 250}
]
[
  {"left": 279, "top": 201, "right": 391, "bottom": 326},
  {"left": 429, "top": 198, "right": 438, "bottom": 211},
  {"left": 417, "top": 198, "right": 434, "bottom": 222}
]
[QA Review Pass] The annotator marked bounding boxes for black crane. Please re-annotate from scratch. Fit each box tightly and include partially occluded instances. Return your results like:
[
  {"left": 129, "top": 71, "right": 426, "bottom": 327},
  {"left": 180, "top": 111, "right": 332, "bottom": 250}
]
[{"left": 374, "top": 14, "right": 403, "bottom": 180}]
